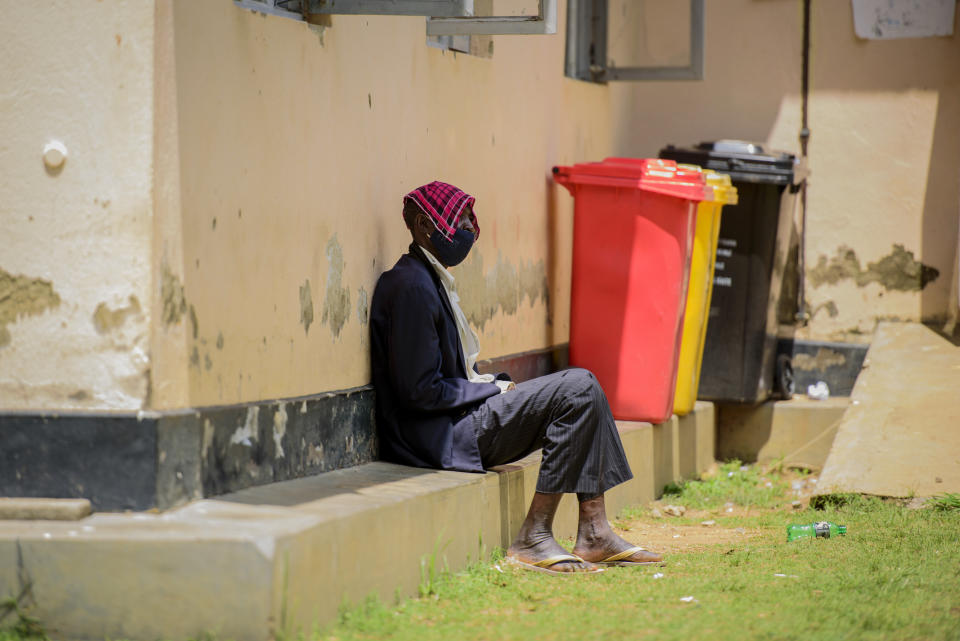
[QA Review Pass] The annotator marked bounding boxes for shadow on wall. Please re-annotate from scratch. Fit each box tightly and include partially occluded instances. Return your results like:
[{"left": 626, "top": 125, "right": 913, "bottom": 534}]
[
  {"left": 608, "top": 0, "right": 803, "bottom": 158},
  {"left": 811, "top": 3, "right": 960, "bottom": 326},
  {"left": 544, "top": 173, "right": 560, "bottom": 346},
  {"left": 609, "top": 1, "right": 959, "bottom": 329}
]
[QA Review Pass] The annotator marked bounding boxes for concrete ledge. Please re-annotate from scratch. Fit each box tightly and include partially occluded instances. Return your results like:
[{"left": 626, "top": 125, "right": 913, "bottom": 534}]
[
  {"left": 716, "top": 397, "right": 848, "bottom": 470},
  {"left": 0, "top": 403, "right": 715, "bottom": 640},
  {"left": 680, "top": 401, "right": 716, "bottom": 480},
  {"left": 816, "top": 322, "right": 960, "bottom": 498},
  {"left": 0, "top": 465, "right": 498, "bottom": 641},
  {"left": 0, "top": 498, "right": 91, "bottom": 521}
]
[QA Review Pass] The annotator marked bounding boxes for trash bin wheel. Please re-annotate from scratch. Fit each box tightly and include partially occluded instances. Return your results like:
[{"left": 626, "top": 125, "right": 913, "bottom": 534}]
[{"left": 775, "top": 354, "right": 795, "bottom": 398}]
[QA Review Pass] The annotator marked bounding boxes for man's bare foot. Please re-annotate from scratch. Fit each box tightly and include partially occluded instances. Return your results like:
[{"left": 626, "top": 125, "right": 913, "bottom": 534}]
[
  {"left": 508, "top": 492, "right": 600, "bottom": 573},
  {"left": 573, "top": 494, "right": 663, "bottom": 565},
  {"left": 572, "top": 534, "right": 663, "bottom": 565},
  {"left": 507, "top": 535, "right": 599, "bottom": 573}
]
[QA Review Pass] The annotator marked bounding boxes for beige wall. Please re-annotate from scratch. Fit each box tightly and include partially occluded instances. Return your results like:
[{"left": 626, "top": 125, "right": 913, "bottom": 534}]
[
  {"left": 803, "top": 2, "right": 960, "bottom": 340},
  {"left": 2, "top": 0, "right": 958, "bottom": 412},
  {"left": 609, "top": 0, "right": 960, "bottom": 343},
  {"left": 0, "top": 1, "right": 155, "bottom": 410},
  {"left": 154, "top": 0, "right": 612, "bottom": 409}
]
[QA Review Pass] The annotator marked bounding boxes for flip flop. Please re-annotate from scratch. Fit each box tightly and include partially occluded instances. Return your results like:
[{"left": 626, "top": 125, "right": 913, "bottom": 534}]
[
  {"left": 595, "top": 546, "right": 663, "bottom": 567},
  {"left": 504, "top": 553, "right": 605, "bottom": 576}
]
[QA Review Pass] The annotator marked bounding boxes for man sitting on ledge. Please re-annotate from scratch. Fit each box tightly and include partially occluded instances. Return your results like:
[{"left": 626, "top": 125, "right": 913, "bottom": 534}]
[{"left": 370, "top": 181, "right": 662, "bottom": 575}]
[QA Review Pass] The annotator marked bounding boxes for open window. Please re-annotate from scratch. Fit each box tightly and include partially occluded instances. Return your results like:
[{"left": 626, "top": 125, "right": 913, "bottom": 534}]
[
  {"left": 236, "top": 0, "right": 556, "bottom": 35},
  {"left": 565, "top": 0, "right": 704, "bottom": 82},
  {"left": 426, "top": 0, "right": 557, "bottom": 36}
]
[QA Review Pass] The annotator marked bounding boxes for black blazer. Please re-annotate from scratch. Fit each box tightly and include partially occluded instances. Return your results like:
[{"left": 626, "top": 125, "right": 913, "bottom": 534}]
[{"left": 370, "top": 244, "right": 501, "bottom": 472}]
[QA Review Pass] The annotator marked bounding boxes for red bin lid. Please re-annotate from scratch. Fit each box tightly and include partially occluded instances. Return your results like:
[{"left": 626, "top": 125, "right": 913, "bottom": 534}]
[{"left": 552, "top": 157, "right": 708, "bottom": 202}]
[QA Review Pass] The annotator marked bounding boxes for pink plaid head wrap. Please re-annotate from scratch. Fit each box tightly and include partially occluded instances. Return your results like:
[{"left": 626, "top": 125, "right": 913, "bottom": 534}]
[{"left": 403, "top": 181, "right": 479, "bottom": 242}]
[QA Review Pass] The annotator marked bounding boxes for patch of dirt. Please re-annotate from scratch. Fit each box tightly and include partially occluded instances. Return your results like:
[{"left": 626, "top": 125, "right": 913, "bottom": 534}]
[
  {"left": 615, "top": 516, "right": 765, "bottom": 554},
  {"left": 613, "top": 466, "right": 820, "bottom": 554}
]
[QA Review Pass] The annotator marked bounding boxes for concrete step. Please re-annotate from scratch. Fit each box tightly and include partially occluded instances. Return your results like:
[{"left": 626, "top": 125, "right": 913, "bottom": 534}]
[
  {"left": 717, "top": 397, "right": 849, "bottom": 471},
  {"left": 816, "top": 322, "right": 960, "bottom": 498},
  {"left": 0, "top": 402, "right": 715, "bottom": 641}
]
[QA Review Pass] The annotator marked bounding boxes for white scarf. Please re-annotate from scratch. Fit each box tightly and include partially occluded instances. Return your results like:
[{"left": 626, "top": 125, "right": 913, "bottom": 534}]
[{"left": 420, "top": 246, "right": 511, "bottom": 393}]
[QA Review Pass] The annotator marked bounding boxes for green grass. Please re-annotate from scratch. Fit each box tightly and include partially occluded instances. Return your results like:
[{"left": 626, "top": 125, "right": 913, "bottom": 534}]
[
  {"left": 0, "top": 598, "right": 44, "bottom": 641},
  {"left": 318, "top": 471, "right": 960, "bottom": 641},
  {"left": 929, "top": 493, "right": 960, "bottom": 512},
  {"left": 662, "top": 459, "right": 792, "bottom": 509}
]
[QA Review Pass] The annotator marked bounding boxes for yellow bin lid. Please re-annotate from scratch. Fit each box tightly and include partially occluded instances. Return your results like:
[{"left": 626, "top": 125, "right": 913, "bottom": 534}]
[
  {"left": 704, "top": 170, "right": 738, "bottom": 205},
  {"left": 676, "top": 164, "right": 739, "bottom": 205}
]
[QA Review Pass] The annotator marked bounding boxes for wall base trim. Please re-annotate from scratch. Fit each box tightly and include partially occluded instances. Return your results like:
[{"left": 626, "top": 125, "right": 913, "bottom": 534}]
[{"left": 0, "top": 344, "right": 569, "bottom": 511}]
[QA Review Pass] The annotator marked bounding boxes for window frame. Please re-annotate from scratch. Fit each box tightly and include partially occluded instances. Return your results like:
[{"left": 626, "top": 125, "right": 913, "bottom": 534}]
[
  {"left": 236, "top": 0, "right": 557, "bottom": 36},
  {"left": 426, "top": 0, "right": 557, "bottom": 36},
  {"left": 306, "top": 0, "right": 471, "bottom": 17},
  {"left": 565, "top": 0, "right": 705, "bottom": 83}
]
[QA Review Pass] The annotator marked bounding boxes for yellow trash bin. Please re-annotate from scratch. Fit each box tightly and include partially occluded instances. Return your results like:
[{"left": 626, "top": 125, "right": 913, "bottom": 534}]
[{"left": 673, "top": 169, "right": 738, "bottom": 416}]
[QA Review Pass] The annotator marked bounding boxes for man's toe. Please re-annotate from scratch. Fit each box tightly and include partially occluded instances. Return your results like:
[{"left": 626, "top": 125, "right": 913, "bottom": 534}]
[{"left": 626, "top": 548, "right": 662, "bottom": 563}]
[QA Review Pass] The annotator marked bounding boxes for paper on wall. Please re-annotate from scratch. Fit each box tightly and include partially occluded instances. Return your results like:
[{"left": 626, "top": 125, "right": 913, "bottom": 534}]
[{"left": 851, "top": 0, "right": 956, "bottom": 39}]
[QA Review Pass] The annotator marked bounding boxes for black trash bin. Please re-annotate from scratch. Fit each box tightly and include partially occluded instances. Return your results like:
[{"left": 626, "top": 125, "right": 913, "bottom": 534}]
[{"left": 659, "top": 140, "right": 803, "bottom": 403}]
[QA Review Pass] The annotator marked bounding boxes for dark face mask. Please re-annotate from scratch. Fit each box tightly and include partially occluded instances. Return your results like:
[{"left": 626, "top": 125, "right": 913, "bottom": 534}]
[{"left": 429, "top": 228, "right": 475, "bottom": 267}]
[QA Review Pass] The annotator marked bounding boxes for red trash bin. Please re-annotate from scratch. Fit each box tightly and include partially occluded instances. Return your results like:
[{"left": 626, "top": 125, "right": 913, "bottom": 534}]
[{"left": 552, "top": 158, "right": 708, "bottom": 423}]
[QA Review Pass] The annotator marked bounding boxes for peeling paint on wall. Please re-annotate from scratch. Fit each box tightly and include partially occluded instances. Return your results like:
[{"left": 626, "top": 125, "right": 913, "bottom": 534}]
[
  {"left": 161, "top": 265, "right": 187, "bottom": 326},
  {"left": 455, "top": 250, "right": 549, "bottom": 330},
  {"left": 0, "top": 268, "right": 61, "bottom": 347},
  {"left": 356, "top": 286, "right": 369, "bottom": 325},
  {"left": 230, "top": 406, "right": 259, "bottom": 447},
  {"left": 273, "top": 403, "right": 287, "bottom": 458},
  {"left": 793, "top": 347, "right": 846, "bottom": 371},
  {"left": 92, "top": 295, "right": 141, "bottom": 334},
  {"left": 299, "top": 279, "right": 314, "bottom": 335},
  {"left": 809, "top": 244, "right": 940, "bottom": 291},
  {"left": 811, "top": 300, "right": 839, "bottom": 319},
  {"left": 307, "top": 21, "right": 328, "bottom": 46},
  {"left": 321, "top": 236, "right": 351, "bottom": 338},
  {"left": 307, "top": 441, "right": 325, "bottom": 467},
  {"left": 202, "top": 418, "right": 214, "bottom": 459},
  {"left": 862, "top": 245, "right": 940, "bottom": 291},
  {"left": 188, "top": 304, "right": 198, "bottom": 339}
]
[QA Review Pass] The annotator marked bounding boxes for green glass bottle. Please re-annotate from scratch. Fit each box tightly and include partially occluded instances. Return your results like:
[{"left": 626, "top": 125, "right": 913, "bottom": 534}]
[{"left": 786, "top": 521, "right": 847, "bottom": 541}]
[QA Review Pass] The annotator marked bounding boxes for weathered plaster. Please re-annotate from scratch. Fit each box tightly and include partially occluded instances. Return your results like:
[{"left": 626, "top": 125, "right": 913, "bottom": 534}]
[
  {"left": 272, "top": 403, "right": 288, "bottom": 459},
  {"left": 161, "top": 266, "right": 187, "bottom": 327},
  {"left": 230, "top": 406, "right": 260, "bottom": 448},
  {"left": 299, "top": 280, "right": 314, "bottom": 335},
  {"left": 810, "top": 300, "right": 839, "bottom": 320},
  {"left": 93, "top": 296, "right": 142, "bottom": 335},
  {"left": 149, "top": 0, "right": 192, "bottom": 410},
  {"left": 793, "top": 347, "right": 846, "bottom": 372},
  {"left": 0, "top": 2, "right": 155, "bottom": 410},
  {"left": 0, "top": 270, "right": 61, "bottom": 348},
  {"left": 456, "top": 250, "right": 550, "bottom": 330},
  {"left": 164, "top": 0, "right": 605, "bottom": 406},
  {"left": 809, "top": 244, "right": 939, "bottom": 292},
  {"left": 4, "top": 0, "right": 956, "bottom": 411},
  {"left": 356, "top": 287, "right": 369, "bottom": 326},
  {"left": 321, "top": 236, "right": 351, "bottom": 339}
]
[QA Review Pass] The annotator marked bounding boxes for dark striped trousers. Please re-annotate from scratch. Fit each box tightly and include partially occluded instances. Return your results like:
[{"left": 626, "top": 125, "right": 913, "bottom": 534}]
[{"left": 457, "top": 368, "right": 633, "bottom": 495}]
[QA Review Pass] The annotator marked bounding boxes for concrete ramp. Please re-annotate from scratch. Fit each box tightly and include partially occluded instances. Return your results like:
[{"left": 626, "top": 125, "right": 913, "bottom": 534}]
[{"left": 816, "top": 323, "right": 960, "bottom": 498}]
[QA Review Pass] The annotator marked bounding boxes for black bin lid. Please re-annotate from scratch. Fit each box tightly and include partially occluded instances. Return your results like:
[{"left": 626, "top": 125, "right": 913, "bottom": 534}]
[{"left": 659, "top": 140, "right": 797, "bottom": 185}]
